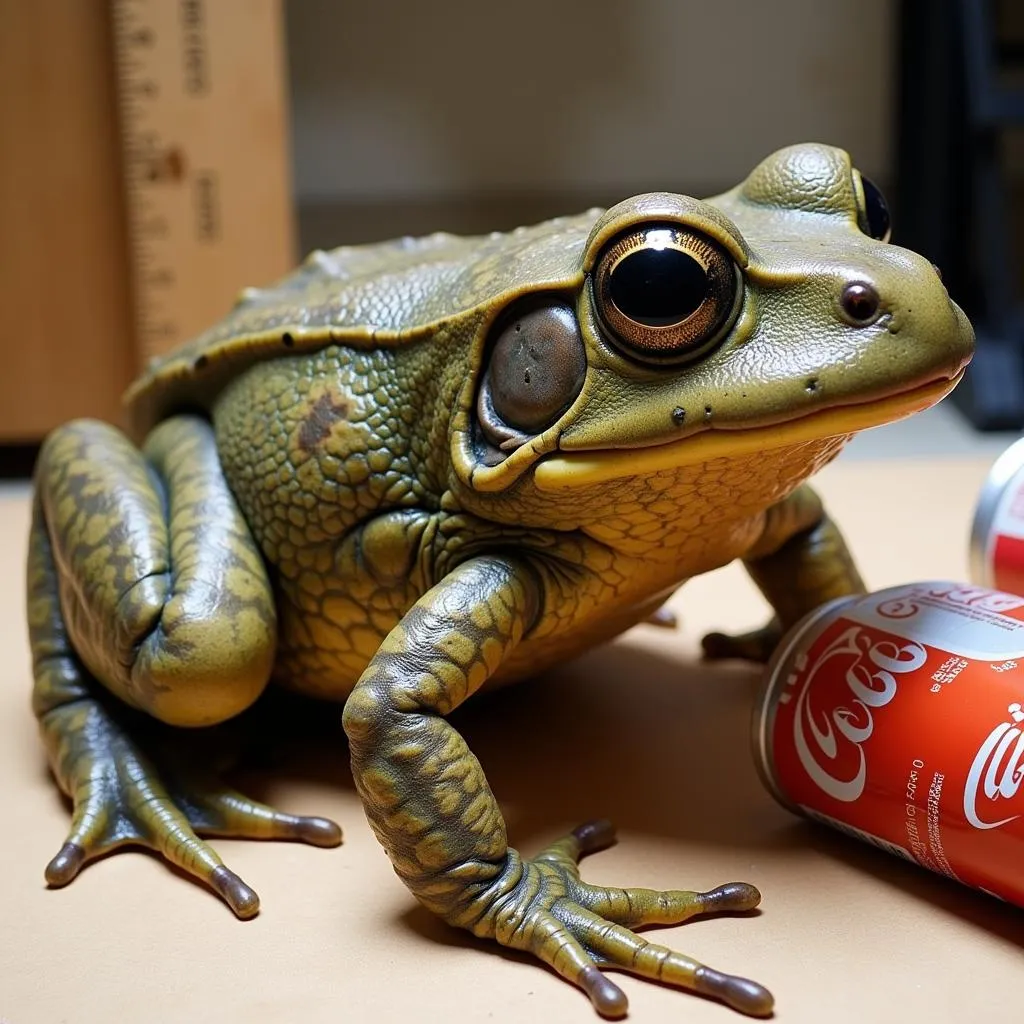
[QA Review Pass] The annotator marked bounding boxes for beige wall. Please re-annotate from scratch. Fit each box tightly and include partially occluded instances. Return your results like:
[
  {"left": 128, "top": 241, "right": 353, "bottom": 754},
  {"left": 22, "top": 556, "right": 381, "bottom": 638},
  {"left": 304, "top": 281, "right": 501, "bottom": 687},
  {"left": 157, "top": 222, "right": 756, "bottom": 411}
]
[{"left": 285, "top": 0, "right": 895, "bottom": 204}]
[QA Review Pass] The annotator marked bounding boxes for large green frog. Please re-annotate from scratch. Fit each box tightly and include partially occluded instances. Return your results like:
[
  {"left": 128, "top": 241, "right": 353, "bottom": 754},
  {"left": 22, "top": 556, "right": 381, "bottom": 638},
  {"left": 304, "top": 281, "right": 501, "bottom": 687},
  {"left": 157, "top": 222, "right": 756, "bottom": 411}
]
[{"left": 27, "top": 144, "right": 972, "bottom": 1018}]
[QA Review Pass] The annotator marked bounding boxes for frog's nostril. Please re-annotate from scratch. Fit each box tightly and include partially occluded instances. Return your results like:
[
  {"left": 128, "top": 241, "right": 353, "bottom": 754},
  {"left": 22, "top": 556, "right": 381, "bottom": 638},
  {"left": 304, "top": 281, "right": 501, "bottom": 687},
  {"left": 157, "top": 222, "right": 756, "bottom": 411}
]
[{"left": 840, "top": 282, "right": 881, "bottom": 325}]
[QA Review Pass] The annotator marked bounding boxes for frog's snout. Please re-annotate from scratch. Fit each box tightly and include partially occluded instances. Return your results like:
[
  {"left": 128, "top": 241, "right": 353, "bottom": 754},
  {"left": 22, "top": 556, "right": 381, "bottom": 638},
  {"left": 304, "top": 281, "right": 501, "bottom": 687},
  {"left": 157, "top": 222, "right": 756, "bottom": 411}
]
[{"left": 844, "top": 246, "right": 975, "bottom": 385}]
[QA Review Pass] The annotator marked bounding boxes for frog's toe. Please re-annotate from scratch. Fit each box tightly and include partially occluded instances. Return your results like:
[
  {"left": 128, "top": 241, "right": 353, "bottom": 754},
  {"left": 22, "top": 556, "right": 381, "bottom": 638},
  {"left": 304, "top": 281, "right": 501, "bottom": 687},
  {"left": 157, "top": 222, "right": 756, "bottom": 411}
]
[
  {"left": 575, "top": 876, "right": 762, "bottom": 928},
  {"left": 701, "top": 618, "right": 783, "bottom": 663},
  {"left": 37, "top": 702, "right": 344, "bottom": 918},
  {"left": 45, "top": 809, "right": 262, "bottom": 918},
  {"left": 209, "top": 866, "right": 261, "bottom": 918},
  {"left": 489, "top": 822, "right": 772, "bottom": 1017},
  {"left": 44, "top": 840, "right": 87, "bottom": 887},
  {"left": 564, "top": 905, "right": 773, "bottom": 1018},
  {"left": 42, "top": 727, "right": 263, "bottom": 918},
  {"left": 170, "top": 779, "right": 343, "bottom": 848}
]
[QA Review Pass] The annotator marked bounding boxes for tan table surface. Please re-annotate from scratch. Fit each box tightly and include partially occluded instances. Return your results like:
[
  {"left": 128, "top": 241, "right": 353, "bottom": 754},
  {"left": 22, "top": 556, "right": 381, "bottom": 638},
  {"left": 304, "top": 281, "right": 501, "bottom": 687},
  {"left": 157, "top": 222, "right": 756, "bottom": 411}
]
[{"left": 1, "top": 455, "right": 1022, "bottom": 1024}]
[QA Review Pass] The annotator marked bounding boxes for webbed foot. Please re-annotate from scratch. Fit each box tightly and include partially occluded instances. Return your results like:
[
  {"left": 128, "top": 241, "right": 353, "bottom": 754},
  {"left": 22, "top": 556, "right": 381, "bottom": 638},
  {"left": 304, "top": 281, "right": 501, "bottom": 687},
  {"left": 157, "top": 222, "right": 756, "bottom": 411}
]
[
  {"left": 478, "top": 821, "right": 772, "bottom": 1018},
  {"left": 701, "top": 619, "right": 782, "bottom": 663},
  {"left": 42, "top": 701, "right": 342, "bottom": 917}
]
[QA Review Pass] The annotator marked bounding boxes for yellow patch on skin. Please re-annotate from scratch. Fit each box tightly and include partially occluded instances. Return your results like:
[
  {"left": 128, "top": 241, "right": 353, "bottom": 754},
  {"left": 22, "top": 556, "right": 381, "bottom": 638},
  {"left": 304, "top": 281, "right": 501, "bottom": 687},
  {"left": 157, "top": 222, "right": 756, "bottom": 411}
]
[
  {"left": 466, "top": 662, "right": 488, "bottom": 692},
  {"left": 390, "top": 741, "right": 427, "bottom": 761},
  {"left": 382, "top": 807, "right": 432, "bottom": 837},
  {"left": 438, "top": 631, "right": 477, "bottom": 665},
  {"left": 480, "top": 636, "right": 507, "bottom": 675},
  {"left": 415, "top": 830, "right": 455, "bottom": 870},
  {"left": 436, "top": 782, "right": 463, "bottom": 816},
  {"left": 439, "top": 731, "right": 468, "bottom": 763},
  {"left": 460, "top": 792, "right": 492, "bottom": 830},
  {"left": 470, "top": 603, "right": 495, "bottom": 631},
  {"left": 415, "top": 675, "right": 443, "bottom": 709},
  {"left": 340, "top": 688, "right": 379, "bottom": 740},
  {"left": 360, "top": 768, "right": 401, "bottom": 806}
]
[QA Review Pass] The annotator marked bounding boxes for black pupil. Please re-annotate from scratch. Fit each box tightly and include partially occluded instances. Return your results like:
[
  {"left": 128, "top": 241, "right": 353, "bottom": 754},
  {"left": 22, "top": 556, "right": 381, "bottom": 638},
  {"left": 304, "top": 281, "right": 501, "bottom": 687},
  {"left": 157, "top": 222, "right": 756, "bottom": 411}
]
[
  {"left": 609, "top": 246, "right": 708, "bottom": 327},
  {"left": 861, "top": 176, "right": 891, "bottom": 241}
]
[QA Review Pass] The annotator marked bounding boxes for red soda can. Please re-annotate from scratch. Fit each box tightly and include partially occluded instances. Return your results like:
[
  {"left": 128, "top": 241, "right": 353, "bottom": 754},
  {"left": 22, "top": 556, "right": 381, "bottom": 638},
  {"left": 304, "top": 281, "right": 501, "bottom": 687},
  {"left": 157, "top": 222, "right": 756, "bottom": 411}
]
[
  {"left": 971, "top": 436, "right": 1024, "bottom": 596},
  {"left": 753, "top": 581, "right": 1024, "bottom": 906}
]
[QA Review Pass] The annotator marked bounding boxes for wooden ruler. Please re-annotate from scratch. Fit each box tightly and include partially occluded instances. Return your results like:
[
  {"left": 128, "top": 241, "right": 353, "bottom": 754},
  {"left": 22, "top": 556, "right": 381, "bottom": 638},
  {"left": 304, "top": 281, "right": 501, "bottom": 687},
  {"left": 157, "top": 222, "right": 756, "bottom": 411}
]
[{"left": 111, "top": 0, "right": 295, "bottom": 362}]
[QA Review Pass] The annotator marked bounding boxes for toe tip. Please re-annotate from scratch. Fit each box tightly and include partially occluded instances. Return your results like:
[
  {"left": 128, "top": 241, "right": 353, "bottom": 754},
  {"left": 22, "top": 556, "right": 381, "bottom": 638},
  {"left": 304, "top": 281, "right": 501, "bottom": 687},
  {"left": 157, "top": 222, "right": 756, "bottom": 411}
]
[
  {"left": 696, "top": 967, "right": 774, "bottom": 1017},
  {"left": 297, "top": 816, "right": 343, "bottom": 848},
  {"left": 45, "top": 842, "right": 85, "bottom": 887},
  {"left": 572, "top": 820, "right": 617, "bottom": 853},
  {"left": 580, "top": 966, "right": 628, "bottom": 1019},
  {"left": 211, "top": 865, "right": 260, "bottom": 919},
  {"left": 706, "top": 881, "right": 762, "bottom": 913}
]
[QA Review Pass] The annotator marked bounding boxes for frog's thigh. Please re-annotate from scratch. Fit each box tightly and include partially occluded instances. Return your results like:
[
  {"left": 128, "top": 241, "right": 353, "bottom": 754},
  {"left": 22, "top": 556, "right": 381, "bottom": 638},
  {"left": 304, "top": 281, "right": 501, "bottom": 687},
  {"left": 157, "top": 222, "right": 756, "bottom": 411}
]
[
  {"left": 29, "top": 429, "right": 338, "bottom": 915},
  {"left": 36, "top": 416, "right": 276, "bottom": 726}
]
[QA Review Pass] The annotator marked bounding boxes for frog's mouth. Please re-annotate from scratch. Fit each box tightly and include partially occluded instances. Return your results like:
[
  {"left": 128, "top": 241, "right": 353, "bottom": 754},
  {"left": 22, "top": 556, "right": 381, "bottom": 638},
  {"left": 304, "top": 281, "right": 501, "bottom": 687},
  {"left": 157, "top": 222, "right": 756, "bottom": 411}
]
[{"left": 532, "top": 370, "right": 964, "bottom": 491}]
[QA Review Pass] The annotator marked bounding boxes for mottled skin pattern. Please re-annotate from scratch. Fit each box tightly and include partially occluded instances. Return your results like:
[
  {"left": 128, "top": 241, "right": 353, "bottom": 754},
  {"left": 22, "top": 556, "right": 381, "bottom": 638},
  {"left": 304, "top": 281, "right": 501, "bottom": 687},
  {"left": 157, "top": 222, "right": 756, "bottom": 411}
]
[{"left": 27, "top": 145, "right": 974, "bottom": 1018}]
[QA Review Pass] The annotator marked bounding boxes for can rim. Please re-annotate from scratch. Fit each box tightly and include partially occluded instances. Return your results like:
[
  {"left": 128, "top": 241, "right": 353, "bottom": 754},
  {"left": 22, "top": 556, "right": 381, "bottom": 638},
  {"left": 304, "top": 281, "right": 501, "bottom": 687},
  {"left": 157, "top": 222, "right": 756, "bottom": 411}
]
[
  {"left": 969, "top": 436, "right": 1024, "bottom": 588},
  {"left": 751, "top": 596, "right": 855, "bottom": 815}
]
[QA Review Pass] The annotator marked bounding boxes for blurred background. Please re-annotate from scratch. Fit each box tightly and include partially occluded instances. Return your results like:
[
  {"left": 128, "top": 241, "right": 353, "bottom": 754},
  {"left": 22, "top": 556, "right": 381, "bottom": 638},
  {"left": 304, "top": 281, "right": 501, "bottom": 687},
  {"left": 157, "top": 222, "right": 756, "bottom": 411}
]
[{"left": 2, "top": 0, "right": 1023, "bottom": 465}]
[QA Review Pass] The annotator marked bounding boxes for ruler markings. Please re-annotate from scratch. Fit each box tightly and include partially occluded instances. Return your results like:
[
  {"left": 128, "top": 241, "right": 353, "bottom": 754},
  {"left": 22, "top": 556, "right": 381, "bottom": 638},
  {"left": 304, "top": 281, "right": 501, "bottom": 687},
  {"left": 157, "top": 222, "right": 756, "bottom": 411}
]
[{"left": 110, "top": 0, "right": 294, "bottom": 364}]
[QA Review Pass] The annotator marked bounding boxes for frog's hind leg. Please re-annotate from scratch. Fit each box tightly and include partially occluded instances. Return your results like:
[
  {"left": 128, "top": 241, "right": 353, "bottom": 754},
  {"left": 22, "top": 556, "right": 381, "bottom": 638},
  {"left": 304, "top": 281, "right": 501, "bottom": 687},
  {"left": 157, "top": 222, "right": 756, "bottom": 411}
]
[{"left": 28, "top": 416, "right": 341, "bottom": 917}]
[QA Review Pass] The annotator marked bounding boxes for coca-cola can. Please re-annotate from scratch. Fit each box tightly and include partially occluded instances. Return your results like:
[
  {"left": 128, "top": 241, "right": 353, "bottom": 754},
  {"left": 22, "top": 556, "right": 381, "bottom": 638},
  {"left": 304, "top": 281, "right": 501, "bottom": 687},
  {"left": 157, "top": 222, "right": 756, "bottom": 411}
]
[
  {"left": 753, "top": 581, "right": 1024, "bottom": 907},
  {"left": 970, "top": 436, "right": 1024, "bottom": 595}
]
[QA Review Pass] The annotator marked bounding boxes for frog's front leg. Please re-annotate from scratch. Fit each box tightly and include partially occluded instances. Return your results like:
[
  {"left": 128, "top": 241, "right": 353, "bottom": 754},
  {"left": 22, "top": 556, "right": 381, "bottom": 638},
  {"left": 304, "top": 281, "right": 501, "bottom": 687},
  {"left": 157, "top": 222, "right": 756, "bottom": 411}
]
[
  {"left": 343, "top": 556, "right": 772, "bottom": 1018},
  {"left": 702, "top": 484, "right": 865, "bottom": 662},
  {"left": 29, "top": 416, "right": 341, "bottom": 916}
]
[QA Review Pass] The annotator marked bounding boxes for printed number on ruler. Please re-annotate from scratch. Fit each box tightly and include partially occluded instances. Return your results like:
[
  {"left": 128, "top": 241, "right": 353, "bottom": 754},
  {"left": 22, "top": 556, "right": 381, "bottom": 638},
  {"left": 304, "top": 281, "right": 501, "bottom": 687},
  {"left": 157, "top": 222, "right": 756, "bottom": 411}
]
[{"left": 111, "top": 0, "right": 294, "bottom": 362}]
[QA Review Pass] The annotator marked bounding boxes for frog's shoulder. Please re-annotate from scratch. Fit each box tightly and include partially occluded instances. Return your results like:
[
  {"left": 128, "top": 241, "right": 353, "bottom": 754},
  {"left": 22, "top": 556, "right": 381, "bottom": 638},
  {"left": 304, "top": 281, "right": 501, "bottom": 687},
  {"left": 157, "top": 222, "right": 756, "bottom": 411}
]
[{"left": 125, "top": 211, "right": 600, "bottom": 436}]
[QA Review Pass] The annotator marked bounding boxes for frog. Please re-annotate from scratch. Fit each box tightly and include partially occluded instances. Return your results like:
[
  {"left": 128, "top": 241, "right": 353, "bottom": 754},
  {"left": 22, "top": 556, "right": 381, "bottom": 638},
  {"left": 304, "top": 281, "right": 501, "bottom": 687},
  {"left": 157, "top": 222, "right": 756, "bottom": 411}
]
[{"left": 26, "top": 143, "right": 973, "bottom": 1019}]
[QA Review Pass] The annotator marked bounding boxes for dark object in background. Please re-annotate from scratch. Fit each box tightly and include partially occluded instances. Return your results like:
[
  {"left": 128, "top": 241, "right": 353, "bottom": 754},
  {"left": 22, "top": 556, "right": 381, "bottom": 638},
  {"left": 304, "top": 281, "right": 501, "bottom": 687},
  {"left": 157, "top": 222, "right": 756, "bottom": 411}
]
[{"left": 896, "top": 0, "right": 1024, "bottom": 429}]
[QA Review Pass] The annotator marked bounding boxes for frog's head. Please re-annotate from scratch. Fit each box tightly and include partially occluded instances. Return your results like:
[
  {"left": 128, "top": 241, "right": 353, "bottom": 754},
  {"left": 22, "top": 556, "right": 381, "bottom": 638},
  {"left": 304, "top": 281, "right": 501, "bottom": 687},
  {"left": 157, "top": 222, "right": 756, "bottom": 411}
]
[{"left": 451, "top": 143, "right": 973, "bottom": 504}]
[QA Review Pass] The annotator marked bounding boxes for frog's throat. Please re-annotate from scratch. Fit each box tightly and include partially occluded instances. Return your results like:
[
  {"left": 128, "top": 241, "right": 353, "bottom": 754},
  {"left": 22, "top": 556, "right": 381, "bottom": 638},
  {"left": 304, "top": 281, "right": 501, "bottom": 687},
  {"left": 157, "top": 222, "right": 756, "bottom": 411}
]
[{"left": 532, "top": 371, "right": 964, "bottom": 492}]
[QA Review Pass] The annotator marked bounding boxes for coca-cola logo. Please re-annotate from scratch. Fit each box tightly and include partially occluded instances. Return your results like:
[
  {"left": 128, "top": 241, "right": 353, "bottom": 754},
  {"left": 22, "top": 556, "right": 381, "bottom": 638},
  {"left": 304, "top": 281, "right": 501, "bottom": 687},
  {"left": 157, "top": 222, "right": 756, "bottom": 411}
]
[
  {"left": 791, "top": 626, "right": 927, "bottom": 801},
  {"left": 963, "top": 702, "right": 1024, "bottom": 830}
]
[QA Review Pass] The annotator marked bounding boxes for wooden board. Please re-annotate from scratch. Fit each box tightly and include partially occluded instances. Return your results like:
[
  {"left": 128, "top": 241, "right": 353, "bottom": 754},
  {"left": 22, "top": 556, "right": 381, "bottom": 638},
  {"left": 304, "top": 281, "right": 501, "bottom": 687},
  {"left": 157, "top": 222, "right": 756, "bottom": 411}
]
[
  {"left": 0, "top": 0, "right": 295, "bottom": 444},
  {"left": 112, "top": 0, "right": 296, "bottom": 362},
  {"left": 0, "top": 0, "right": 134, "bottom": 441}
]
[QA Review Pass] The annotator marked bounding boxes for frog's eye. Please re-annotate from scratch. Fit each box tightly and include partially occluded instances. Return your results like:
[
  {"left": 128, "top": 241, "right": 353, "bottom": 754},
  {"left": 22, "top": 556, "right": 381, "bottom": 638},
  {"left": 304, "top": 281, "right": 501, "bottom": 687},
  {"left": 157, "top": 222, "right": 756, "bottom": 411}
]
[
  {"left": 592, "top": 225, "right": 740, "bottom": 363},
  {"left": 477, "top": 302, "right": 587, "bottom": 449},
  {"left": 854, "top": 173, "right": 892, "bottom": 243}
]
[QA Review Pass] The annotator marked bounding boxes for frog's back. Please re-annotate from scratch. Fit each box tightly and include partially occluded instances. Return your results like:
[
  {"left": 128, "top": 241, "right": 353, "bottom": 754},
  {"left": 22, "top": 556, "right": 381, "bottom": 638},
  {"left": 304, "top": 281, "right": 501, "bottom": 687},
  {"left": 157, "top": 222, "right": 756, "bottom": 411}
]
[{"left": 126, "top": 213, "right": 598, "bottom": 436}]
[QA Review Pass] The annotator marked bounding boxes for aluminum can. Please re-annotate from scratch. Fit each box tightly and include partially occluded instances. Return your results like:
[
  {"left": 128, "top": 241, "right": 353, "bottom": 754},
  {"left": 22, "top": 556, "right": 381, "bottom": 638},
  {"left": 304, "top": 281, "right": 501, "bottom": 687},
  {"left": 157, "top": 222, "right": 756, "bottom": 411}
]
[
  {"left": 970, "top": 436, "right": 1024, "bottom": 595},
  {"left": 754, "top": 581, "right": 1024, "bottom": 907}
]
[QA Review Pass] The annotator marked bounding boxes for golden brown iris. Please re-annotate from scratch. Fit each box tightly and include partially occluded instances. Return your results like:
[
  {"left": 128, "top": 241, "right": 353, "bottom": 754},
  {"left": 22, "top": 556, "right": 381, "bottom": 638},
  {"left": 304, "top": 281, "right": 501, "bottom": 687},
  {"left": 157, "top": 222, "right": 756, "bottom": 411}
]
[{"left": 593, "top": 225, "right": 740, "bottom": 363}]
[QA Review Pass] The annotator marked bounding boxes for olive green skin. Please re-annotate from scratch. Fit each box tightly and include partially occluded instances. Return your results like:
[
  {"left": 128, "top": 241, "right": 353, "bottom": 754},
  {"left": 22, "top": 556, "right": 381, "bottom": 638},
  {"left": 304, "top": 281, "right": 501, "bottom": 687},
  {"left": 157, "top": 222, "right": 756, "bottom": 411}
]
[{"left": 27, "top": 144, "right": 974, "bottom": 1019}]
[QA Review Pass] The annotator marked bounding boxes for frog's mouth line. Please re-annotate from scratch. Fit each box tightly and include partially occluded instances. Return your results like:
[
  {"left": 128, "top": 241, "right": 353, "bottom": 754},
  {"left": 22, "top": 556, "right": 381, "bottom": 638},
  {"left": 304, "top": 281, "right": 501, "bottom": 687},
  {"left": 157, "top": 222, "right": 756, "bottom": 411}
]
[{"left": 532, "top": 370, "right": 964, "bottom": 491}]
